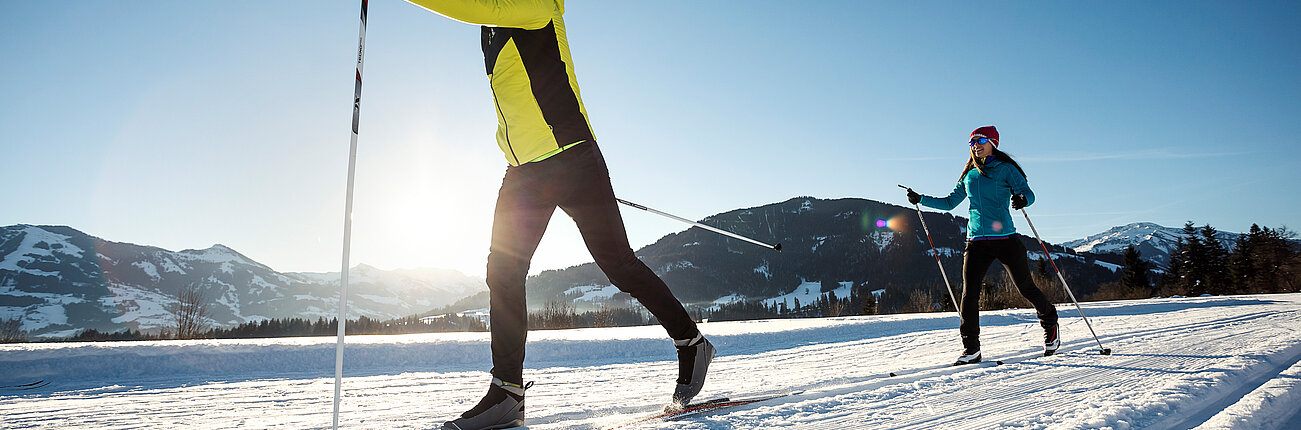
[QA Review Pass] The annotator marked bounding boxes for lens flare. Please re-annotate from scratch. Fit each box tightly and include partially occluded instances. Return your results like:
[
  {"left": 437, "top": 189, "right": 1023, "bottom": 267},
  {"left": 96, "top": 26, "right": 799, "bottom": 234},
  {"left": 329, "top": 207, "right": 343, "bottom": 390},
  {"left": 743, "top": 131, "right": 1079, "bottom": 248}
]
[
  {"left": 886, "top": 214, "right": 908, "bottom": 232},
  {"left": 864, "top": 212, "right": 911, "bottom": 232}
]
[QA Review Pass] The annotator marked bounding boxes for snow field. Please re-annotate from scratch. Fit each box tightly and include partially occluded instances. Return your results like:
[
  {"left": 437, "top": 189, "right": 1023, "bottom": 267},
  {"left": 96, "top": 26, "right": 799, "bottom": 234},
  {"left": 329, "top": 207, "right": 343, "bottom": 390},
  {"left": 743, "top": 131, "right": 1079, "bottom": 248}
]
[{"left": 1, "top": 294, "right": 1299, "bottom": 429}]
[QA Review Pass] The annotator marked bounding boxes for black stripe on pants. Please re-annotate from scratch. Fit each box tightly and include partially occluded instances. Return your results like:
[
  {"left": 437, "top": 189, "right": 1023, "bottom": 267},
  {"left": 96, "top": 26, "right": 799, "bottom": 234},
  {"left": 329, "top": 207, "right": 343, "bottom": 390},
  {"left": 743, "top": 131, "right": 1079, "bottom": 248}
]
[
  {"left": 960, "top": 236, "right": 1059, "bottom": 351},
  {"left": 485, "top": 141, "right": 699, "bottom": 384}
]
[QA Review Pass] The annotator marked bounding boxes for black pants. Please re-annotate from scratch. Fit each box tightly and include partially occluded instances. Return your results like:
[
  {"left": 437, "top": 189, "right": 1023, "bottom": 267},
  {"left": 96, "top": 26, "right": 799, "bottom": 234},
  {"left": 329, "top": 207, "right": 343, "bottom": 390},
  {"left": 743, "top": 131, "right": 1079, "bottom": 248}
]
[
  {"left": 960, "top": 236, "right": 1058, "bottom": 350},
  {"left": 485, "top": 141, "right": 699, "bottom": 384}
]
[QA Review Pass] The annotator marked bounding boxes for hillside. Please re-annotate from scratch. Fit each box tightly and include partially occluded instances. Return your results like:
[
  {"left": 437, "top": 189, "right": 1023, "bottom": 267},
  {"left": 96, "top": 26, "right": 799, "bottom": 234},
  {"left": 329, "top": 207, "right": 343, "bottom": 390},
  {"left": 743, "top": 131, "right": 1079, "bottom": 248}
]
[
  {"left": 525, "top": 197, "right": 1123, "bottom": 311},
  {"left": 0, "top": 225, "right": 486, "bottom": 338}
]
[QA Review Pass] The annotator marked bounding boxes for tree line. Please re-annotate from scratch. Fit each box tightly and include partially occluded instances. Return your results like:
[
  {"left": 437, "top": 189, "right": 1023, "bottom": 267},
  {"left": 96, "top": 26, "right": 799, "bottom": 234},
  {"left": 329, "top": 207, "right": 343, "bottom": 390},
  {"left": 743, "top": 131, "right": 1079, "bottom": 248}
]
[
  {"left": 1093, "top": 222, "right": 1300, "bottom": 300},
  {"left": 707, "top": 281, "right": 878, "bottom": 321},
  {"left": 528, "top": 301, "right": 652, "bottom": 329},
  {"left": 14, "top": 303, "right": 651, "bottom": 343}
]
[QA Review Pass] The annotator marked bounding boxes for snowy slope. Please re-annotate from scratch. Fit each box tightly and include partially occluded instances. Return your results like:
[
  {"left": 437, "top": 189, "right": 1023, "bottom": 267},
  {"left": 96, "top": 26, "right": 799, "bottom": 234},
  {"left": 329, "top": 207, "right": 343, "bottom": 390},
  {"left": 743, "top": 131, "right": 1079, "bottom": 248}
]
[
  {"left": 2, "top": 294, "right": 1300, "bottom": 429},
  {"left": 761, "top": 280, "right": 855, "bottom": 310}
]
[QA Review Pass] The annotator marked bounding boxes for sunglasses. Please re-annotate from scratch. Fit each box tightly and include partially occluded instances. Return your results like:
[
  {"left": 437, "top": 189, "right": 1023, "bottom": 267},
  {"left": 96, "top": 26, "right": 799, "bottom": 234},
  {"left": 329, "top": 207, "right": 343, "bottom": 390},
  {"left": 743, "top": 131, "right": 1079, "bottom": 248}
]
[{"left": 968, "top": 137, "right": 992, "bottom": 146}]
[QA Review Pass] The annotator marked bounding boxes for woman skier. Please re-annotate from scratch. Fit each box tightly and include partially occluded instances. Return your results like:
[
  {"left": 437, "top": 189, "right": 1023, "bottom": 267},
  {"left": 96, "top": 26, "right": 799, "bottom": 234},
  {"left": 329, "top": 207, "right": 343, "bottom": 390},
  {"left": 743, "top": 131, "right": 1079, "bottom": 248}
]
[
  {"left": 905, "top": 126, "right": 1060, "bottom": 365},
  {"left": 405, "top": 1, "right": 714, "bottom": 429}
]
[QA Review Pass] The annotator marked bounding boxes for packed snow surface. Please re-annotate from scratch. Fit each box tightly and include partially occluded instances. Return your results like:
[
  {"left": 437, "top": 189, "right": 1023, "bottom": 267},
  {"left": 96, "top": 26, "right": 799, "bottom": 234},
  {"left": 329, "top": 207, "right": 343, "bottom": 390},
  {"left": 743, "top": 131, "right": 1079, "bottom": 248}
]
[{"left": 3, "top": 294, "right": 1301, "bottom": 429}]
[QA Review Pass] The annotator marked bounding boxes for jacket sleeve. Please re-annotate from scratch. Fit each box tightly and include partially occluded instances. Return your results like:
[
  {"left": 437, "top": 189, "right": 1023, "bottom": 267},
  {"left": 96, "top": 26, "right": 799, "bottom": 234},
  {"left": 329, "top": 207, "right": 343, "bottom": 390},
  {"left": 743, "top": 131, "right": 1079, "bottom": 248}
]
[
  {"left": 1006, "top": 168, "right": 1035, "bottom": 207},
  {"left": 406, "top": 0, "right": 557, "bottom": 29},
  {"left": 920, "top": 180, "right": 967, "bottom": 211}
]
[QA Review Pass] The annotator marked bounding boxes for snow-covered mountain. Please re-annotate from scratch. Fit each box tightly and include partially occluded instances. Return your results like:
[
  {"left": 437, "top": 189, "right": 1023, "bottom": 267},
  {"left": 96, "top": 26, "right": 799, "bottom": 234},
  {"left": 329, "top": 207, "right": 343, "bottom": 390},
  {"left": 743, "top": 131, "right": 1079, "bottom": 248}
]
[
  {"left": 0, "top": 225, "right": 486, "bottom": 338},
  {"left": 1061, "top": 222, "right": 1243, "bottom": 269}
]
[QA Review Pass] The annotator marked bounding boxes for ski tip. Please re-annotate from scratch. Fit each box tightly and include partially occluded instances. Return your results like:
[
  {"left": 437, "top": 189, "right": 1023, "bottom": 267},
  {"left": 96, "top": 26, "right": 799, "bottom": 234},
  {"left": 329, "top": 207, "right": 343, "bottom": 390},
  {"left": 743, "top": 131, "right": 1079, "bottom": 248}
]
[
  {"left": 773, "top": 243, "right": 782, "bottom": 252},
  {"left": 1100, "top": 348, "right": 1113, "bottom": 355},
  {"left": 995, "top": 360, "right": 1005, "bottom": 365},
  {"left": 888, "top": 372, "right": 897, "bottom": 377}
]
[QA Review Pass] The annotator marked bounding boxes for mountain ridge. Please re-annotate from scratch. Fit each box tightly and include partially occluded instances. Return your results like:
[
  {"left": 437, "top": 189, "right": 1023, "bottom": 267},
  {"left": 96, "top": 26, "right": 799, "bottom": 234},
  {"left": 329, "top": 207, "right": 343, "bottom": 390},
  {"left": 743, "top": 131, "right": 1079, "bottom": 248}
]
[
  {"left": 1059, "top": 221, "right": 1286, "bottom": 270},
  {"left": 0, "top": 224, "right": 487, "bottom": 338}
]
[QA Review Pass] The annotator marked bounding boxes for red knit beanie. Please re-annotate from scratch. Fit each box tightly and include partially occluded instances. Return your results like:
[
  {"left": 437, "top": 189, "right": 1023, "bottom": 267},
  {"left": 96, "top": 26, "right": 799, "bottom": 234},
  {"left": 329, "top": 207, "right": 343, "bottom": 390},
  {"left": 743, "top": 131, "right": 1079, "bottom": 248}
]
[{"left": 971, "top": 126, "right": 999, "bottom": 147}]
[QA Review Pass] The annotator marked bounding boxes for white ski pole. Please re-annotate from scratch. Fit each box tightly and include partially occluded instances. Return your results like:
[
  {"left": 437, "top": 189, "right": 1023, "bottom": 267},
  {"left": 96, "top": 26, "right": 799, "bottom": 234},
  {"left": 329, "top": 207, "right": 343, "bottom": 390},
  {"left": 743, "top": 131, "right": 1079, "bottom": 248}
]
[
  {"left": 334, "top": 0, "right": 368, "bottom": 428},
  {"left": 616, "top": 198, "right": 782, "bottom": 251},
  {"left": 897, "top": 185, "right": 961, "bottom": 312},
  {"left": 1020, "top": 208, "right": 1112, "bottom": 355}
]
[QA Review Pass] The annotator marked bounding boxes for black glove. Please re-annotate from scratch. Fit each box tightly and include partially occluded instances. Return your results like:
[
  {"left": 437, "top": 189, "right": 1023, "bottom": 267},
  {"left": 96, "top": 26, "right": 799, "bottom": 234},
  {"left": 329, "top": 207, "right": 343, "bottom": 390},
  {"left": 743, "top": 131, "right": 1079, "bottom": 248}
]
[
  {"left": 1011, "top": 194, "right": 1027, "bottom": 210},
  {"left": 906, "top": 188, "right": 921, "bottom": 205}
]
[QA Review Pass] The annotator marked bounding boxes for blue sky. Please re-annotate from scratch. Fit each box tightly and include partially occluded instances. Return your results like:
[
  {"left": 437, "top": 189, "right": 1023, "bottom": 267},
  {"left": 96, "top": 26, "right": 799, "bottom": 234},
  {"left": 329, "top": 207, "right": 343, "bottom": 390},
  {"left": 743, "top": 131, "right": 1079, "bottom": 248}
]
[{"left": 3, "top": 1, "right": 1298, "bottom": 277}]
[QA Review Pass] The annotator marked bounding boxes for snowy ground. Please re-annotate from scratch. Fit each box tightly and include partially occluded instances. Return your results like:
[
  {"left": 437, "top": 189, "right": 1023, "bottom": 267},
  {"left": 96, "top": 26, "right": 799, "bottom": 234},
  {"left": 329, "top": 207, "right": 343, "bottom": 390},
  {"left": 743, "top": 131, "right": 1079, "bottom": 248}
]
[{"left": 3, "top": 293, "right": 1301, "bottom": 429}]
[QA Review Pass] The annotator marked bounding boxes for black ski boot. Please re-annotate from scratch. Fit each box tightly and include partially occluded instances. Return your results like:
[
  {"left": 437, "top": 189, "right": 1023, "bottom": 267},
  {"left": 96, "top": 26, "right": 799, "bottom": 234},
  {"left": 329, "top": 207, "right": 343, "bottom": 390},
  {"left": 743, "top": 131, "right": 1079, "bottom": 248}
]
[
  {"left": 954, "top": 348, "right": 981, "bottom": 366},
  {"left": 667, "top": 333, "right": 715, "bottom": 411},
  {"left": 1044, "top": 323, "right": 1060, "bottom": 356},
  {"left": 444, "top": 378, "right": 531, "bottom": 430}
]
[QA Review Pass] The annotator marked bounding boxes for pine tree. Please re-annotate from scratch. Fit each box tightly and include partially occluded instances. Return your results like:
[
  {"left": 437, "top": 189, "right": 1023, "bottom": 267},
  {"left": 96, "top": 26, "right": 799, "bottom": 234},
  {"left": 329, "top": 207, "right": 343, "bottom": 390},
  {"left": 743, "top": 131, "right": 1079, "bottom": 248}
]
[
  {"left": 1160, "top": 236, "right": 1187, "bottom": 295},
  {"left": 1253, "top": 226, "right": 1300, "bottom": 292},
  {"left": 1162, "top": 221, "right": 1205, "bottom": 295},
  {"left": 861, "top": 290, "right": 877, "bottom": 315},
  {"left": 1120, "top": 245, "right": 1152, "bottom": 296},
  {"left": 1228, "top": 226, "right": 1259, "bottom": 293},
  {"left": 1199, "top": 224, "right": 1230, "bottom": 295},
  {"left": 1184, "top": 221, "right": 1209, "bottom": 295}
]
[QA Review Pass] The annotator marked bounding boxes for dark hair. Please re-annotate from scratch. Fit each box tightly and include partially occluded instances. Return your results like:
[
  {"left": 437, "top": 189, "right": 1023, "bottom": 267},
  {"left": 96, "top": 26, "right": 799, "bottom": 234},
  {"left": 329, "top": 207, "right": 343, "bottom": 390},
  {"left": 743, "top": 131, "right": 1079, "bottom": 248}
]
[{"left": 960, "top": 148, "right": 1027, "bottom": 181}]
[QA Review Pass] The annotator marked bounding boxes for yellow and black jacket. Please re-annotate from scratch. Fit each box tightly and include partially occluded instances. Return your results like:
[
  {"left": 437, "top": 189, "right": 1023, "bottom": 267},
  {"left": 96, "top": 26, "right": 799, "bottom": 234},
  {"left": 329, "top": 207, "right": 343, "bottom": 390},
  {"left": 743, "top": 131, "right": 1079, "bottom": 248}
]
[{"left": 408, "top": 0, "right": 595, "bottom": 166}]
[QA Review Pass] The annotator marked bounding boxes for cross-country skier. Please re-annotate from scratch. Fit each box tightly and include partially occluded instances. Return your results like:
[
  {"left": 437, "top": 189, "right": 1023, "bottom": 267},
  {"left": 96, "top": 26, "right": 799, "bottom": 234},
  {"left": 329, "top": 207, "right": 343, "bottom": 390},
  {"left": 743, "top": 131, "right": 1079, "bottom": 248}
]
[
  {"left": 905, "top": 126, "right": 1060, "bottom": 365},
  {"left": 404, "top": 1, "right": 715, "bottom": 429}
]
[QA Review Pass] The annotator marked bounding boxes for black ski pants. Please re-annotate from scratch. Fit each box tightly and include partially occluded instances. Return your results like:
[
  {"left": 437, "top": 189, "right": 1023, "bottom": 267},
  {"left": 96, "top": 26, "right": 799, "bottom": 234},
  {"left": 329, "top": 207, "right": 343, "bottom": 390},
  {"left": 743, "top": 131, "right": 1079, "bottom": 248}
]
[
  {"left": 485, "top": 141, "right": 699, "bottom": 385},
  {"left": 960, "top": 236, "right": 1058, "bottom": 350}
]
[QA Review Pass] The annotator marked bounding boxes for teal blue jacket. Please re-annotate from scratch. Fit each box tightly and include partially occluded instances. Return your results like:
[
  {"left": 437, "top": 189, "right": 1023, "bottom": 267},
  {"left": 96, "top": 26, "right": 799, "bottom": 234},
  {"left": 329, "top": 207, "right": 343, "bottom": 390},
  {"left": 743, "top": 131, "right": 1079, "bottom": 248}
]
[{"left": 920, "top": 157, "right": 1034, "bottom": 240}]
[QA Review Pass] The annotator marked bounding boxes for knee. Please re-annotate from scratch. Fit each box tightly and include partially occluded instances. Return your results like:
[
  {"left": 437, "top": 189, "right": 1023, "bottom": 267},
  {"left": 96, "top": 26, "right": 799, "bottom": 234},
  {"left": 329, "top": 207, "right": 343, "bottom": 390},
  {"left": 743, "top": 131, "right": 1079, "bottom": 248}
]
[
  {"left": 1012, "top": 277, "right": 1041, "bottom": 294},
  {"left": 595, "top": 248, "right": 641, "bottom": 272},
  {"left": 485, "top": 252, "right": 529, "bottom": 292}
]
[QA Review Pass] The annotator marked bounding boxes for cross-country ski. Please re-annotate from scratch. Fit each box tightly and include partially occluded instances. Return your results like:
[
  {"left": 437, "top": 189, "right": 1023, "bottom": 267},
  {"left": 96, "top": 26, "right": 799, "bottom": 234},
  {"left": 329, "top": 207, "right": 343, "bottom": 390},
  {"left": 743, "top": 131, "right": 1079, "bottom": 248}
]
[
  {"left": 0, "top": 380, "right": 49, "bottom": 391},
  {"left": 604, "top": 391, "right": 801, "bottom": 429}
]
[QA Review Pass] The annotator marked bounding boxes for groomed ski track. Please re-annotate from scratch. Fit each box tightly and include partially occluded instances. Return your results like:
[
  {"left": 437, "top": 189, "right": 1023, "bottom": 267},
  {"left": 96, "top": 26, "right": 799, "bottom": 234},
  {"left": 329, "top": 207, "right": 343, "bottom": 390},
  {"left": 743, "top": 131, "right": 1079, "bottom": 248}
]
[{"left": 1, "top": 294, "right": 1299, "bottom": 429}]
